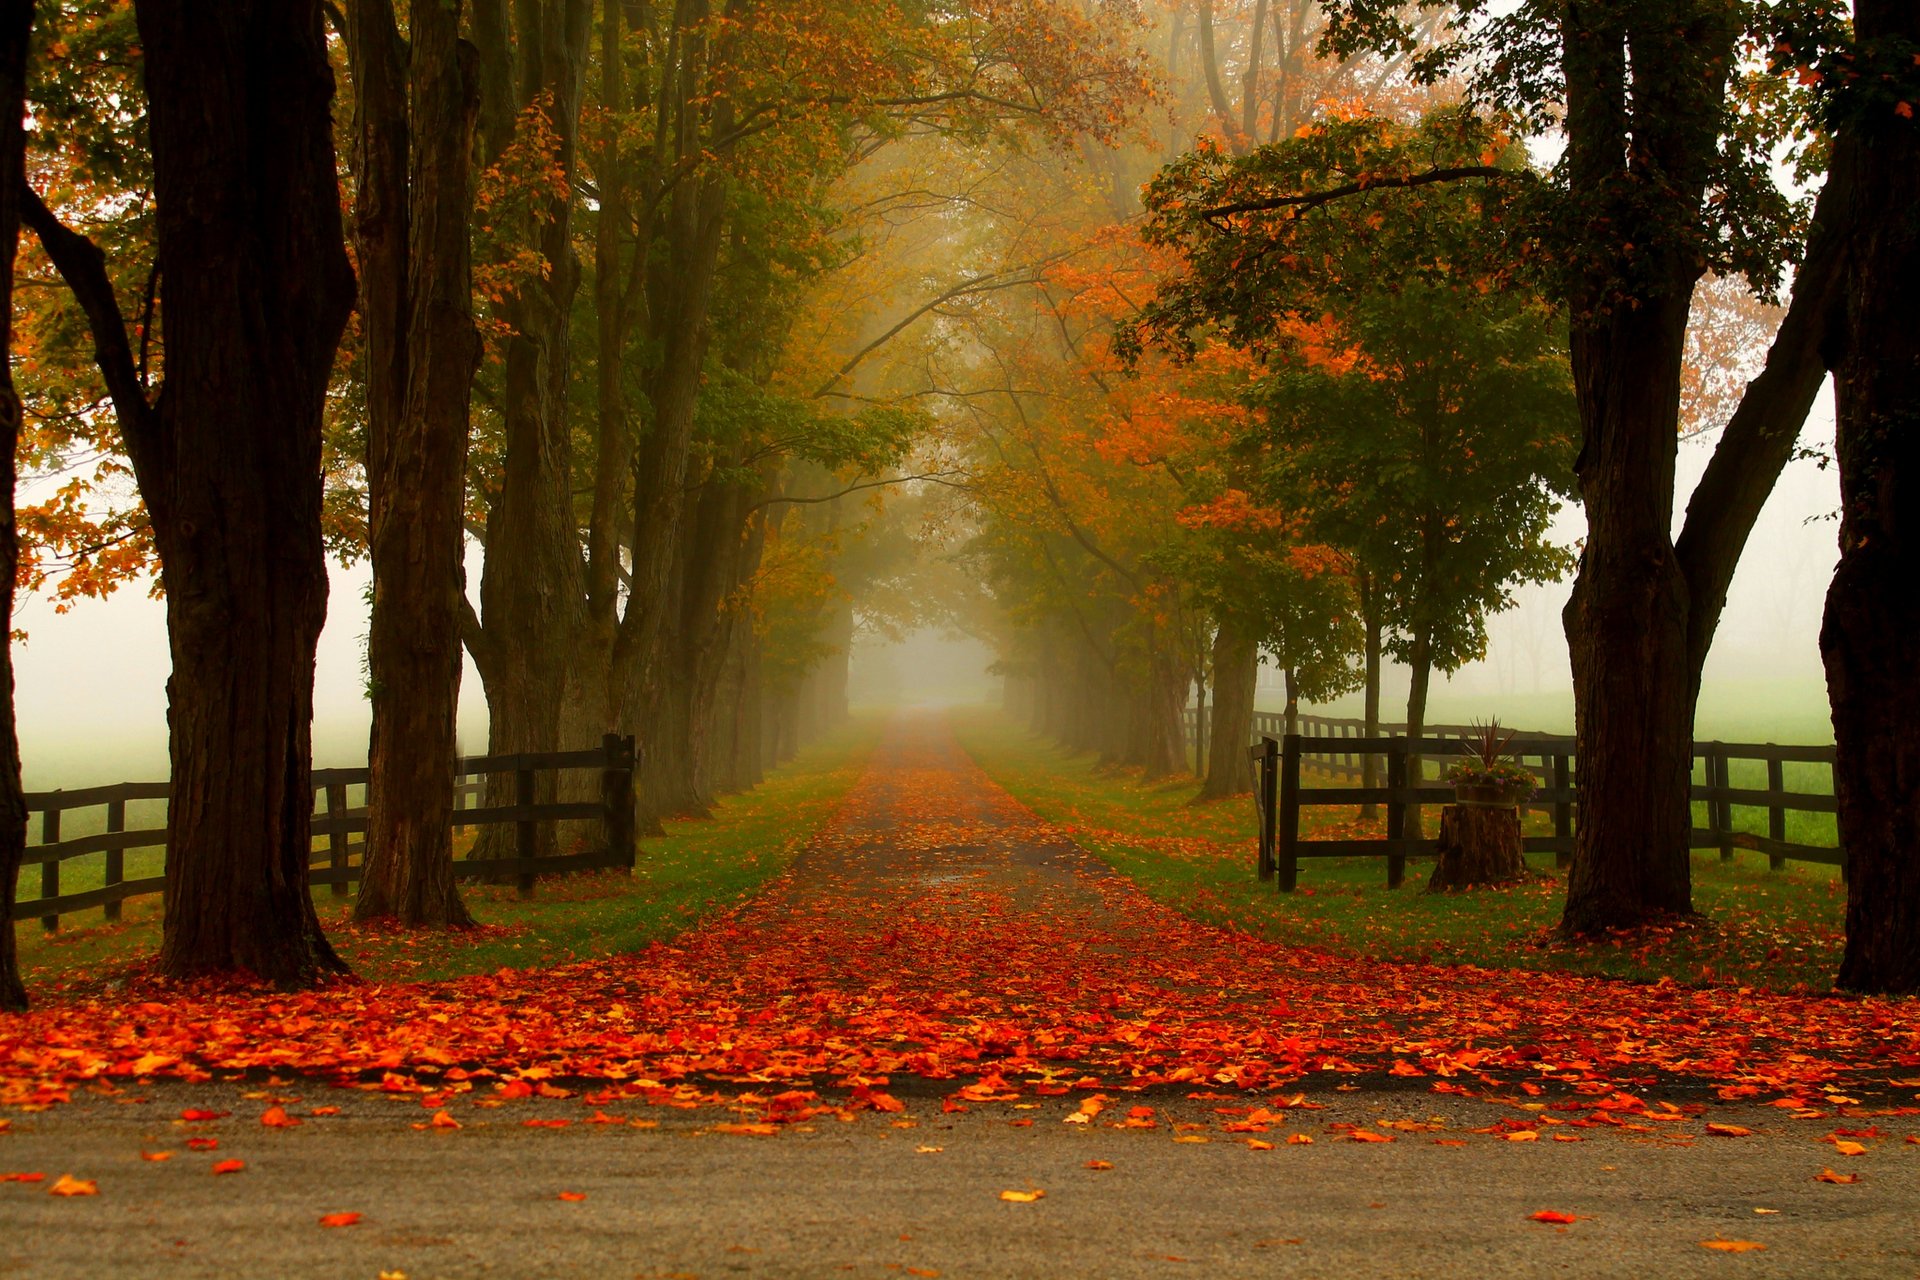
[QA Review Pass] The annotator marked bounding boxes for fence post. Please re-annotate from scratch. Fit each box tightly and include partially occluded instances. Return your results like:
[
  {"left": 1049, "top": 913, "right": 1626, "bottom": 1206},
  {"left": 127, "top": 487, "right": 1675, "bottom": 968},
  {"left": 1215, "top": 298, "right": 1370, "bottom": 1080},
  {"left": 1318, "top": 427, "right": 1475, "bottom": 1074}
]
[
  {"left": 602, "top": 733, "right": 637, "bottom": 869},
  {"left": 516, "top": 761, "right": 537, "bottom": 897},
  {"left": 1765, "top": 757, "right": 1787, "bottom": 871},
  {"left": 1553, "top": 753, "right": 1573, "bottom": 870},
  {"left": 1385, "top": 739, "right": 1407, "bottom": 889},
  {"left": 1277, "top": 734, "right": 1300, "bottom": 892},
  {"left": 325, "top": 782, "right": 349, "bottom": 898},
  {"left": 1710, "top": 747, "right": 1735, "bottom": 861},
  {"left": 103, "top": 798, "right": 126, "bottom": 922},
  {"left": 1255, "top": 736, "right": 1278, "bottom": 881},
  {"left": 39, "top": 803, "right": 60, "bottom": 933}
]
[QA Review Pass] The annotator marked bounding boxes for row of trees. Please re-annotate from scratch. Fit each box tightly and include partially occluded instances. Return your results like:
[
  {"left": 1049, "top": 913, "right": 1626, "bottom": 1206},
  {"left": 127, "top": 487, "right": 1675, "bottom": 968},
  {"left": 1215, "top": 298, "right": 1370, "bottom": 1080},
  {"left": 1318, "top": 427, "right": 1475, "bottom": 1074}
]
[
  {"left": 0, "top": 0, "right": 1155, "bottom": 1005},
  {"left": 967, "top": 0, "right": 1916, "bottom": 993}
]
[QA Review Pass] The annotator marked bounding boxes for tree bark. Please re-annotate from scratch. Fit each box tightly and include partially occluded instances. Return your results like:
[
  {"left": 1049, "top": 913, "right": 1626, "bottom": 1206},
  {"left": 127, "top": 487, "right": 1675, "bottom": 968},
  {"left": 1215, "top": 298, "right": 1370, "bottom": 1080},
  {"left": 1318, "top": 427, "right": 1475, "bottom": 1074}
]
[
  {"left": 1554, "top": 5, "right": 1736, "bottom": 935},
  {"left": 135, "top": 0, "right": 356, "bottom": 982},
  {"left": 0, "top": 0, "right": 32, "bottom": 1012},
  {"left": 467, "top": 0, "right": 592, "bottom": 862},
  {"left": 349, "top": 0, "right": 482, "bottom": 926},
  {"left": 1823, "top": 1, "right": 1920, "bottom": 995},
  {"left": 1403, "top": 627, "right": 1432, "bottom": 838},
  {"left": 1198, "top": 617, "right": 1255, "bottom": 799}
]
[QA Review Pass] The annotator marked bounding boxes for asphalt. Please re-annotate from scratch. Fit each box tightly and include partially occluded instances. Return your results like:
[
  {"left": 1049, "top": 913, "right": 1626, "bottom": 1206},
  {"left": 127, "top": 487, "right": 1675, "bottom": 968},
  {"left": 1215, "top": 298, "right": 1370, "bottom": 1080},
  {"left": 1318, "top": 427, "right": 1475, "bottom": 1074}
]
[{"left": 2, "top": 713, "right": 1916, "bottom": 1279}]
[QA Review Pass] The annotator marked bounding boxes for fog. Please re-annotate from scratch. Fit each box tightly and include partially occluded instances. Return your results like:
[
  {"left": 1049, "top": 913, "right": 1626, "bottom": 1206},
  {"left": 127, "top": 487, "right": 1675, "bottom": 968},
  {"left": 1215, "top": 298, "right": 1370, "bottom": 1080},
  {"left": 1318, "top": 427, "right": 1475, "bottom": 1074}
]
[{"left": 12, "top": 395, "right": 1841, "bottom": 790}]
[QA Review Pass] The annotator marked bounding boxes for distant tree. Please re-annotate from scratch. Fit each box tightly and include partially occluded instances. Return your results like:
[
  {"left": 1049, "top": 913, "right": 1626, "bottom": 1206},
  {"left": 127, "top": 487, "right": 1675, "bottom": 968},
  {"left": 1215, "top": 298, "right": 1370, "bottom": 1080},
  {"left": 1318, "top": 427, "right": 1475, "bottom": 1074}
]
[
  {"left": 26, "top": 0, "right": 356, "bottom": 982},
  {"left": 0, "top": 0, "right": 33, "bottom": 1012}
]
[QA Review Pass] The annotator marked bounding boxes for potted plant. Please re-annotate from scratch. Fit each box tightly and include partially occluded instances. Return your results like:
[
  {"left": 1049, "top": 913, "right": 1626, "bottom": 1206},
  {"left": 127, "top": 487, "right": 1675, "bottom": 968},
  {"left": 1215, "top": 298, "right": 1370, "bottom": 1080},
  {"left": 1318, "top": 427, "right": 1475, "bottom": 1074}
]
[{"left": 1445, "top": 719, "right": 1536, "bottom": 807}]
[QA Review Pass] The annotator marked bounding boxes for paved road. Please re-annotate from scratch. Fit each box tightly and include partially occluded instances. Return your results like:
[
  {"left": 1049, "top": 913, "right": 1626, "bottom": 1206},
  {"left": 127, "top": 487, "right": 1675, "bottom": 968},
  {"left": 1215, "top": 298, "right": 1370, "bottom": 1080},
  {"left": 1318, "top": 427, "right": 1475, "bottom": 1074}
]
[{"left": 2, "top": 713, "right": 1916, "bottom": 1278}]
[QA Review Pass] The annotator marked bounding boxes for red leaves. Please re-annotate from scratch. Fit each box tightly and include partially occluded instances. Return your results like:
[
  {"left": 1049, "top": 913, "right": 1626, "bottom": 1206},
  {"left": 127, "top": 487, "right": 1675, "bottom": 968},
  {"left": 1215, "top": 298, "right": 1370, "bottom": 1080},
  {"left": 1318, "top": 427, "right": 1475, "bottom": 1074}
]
[
  {"left": 318, "top": 1212, "right": 362, "bottom": 1227},
  {"left": 259, "top": 1106, "right": 300, "bottom": 1129},
  {"left": 210, "top": 1159, "right": 245, "bottom": 1175},
  {"left": 1529, "top": 1211, "right": 1579, "bottom": 1224}
]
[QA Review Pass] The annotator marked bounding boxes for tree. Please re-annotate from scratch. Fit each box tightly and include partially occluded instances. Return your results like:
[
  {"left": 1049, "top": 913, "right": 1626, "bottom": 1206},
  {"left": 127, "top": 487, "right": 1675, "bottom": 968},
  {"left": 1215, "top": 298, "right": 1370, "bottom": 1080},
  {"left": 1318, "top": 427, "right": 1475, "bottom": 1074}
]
[
  {"left": 342, "top": 0, "right": 483, "bottom": 926},
  {"left": 1137, "top": 5, "right": 1857, "bottom": 931},
  {"left": 25, "top": 0, "right": 356, "bottom": 982},
  {"left": 0, "top": 0, "right": 32, "bottom": 1012},
  {"left": 1817, "top": 0, "right": 1920, "bottom": 993}
]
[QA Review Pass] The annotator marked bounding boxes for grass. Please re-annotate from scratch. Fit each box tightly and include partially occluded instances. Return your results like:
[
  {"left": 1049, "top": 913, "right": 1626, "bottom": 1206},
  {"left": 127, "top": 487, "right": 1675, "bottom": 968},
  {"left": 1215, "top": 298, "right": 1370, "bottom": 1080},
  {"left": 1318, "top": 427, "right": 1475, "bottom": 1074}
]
[
  {"left": 951, "top": 708, "right": 1850, "bottom": 994},
  {"left": 14, "top": 716, "right": 881, "bottom": 994}
]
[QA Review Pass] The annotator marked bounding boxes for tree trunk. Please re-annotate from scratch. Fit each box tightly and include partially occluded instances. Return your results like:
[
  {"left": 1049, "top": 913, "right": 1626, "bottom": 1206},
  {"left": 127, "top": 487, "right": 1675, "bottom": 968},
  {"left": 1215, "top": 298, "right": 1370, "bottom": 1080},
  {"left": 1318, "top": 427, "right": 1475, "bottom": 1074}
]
[
  {"left": 1282, "top": 666, "right": 1299, "bottom": 737},
  {"left": 136, "top": 0, "right": 356, "bottom": 982},
  {"left": 1359, "top": 570, "right": 1381, "bottom": 821},
  {"left": 349, "top": 0, "right": 481, "bottom": 927},
  {"left": 0, "top": 0, "right": 31, "bottom": 1012},
  {"left": 1428, "top": 804, "right": 1526, "bottom": 891},
  {"left": 1559, "top": 291, "right": 1700, "bottom": 934},
  {"left": 1403, "top": 629, "right": 1432, "bottom": 840},
  {"left": 1824, "top": 4, "right": 1920, "bottom": 995},
  {"left": 1199, "top": 616, "right": 1256, "bottom": 799},
  {"left": 466, "top": 0, "right": 591, "bottom": 863}
]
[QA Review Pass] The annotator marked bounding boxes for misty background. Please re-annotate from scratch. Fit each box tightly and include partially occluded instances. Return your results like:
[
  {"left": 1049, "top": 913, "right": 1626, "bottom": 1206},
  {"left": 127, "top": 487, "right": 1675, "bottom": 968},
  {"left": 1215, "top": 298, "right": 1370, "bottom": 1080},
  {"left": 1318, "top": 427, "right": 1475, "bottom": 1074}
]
[{"left": 13, "top": 398, "right": 1841, "bottom": 790}]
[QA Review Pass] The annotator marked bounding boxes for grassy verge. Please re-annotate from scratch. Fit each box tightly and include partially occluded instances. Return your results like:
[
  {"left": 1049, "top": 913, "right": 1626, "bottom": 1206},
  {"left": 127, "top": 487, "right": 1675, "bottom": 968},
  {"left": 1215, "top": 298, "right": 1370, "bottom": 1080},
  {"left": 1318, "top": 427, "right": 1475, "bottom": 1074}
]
[
  {"left": 15, "top": 716, "right": 880, "bottom": 993},
  {"left": 952, "top": 708, "right": 1848, "bottom": 993}
]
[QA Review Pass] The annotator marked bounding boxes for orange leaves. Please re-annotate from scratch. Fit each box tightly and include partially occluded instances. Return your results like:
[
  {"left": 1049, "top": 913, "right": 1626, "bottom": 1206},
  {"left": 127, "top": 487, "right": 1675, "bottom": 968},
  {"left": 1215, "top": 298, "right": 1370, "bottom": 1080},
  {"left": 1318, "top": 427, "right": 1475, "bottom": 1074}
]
[
  {"left": 318, "top": 1212, "right": 362, "bottom": 1228},
  {"left": 1700, "top": 1240, "right": 1767, "bottom": 1253},
  {"left": 1814, "top": 1168, "right": 1859, "bottom": 1184},
  {"left": 139, "top": 1151, "right": 172, "bottom": 1162},
  {"left": 1528, "top": 1211, "right": 1579, "bottom": 1225},
  {"left": 556, "top": 1191, "right": 588, "bottom": 1203},
  {"left": 1705, "top": 1123, "right": 1753, "bottom": 1137},
  {"left": 0, "top": 1172, "right": 46, "bottom": 1183},
  {"left": 429, "top": 1110, "right": 462, "bottom": 1130},
  {"left": 179, "top": 1109, "right": 226, "bottom": 1122},
  {"left": 48, "top": 1174, "right": 97, "bottom": 1197},
  {"left": 1084, "top": 1159, "right": 1114, "bottom": 1170},
  {"left": 186, "top": 1138, "right": 219, "bottom": 1152},
  {"left": 1346, "top": 1130, "right": 1393, "bottom": 1144},
  {"left": 259, "top": 1106, "right": 300, "bottom": 1129},
  {"left": 998, "top": 1189, "right": 1045, "bottom": 1203},
  {"left": 210, "top": 1159, "right": 245, "bottom": 1175}
]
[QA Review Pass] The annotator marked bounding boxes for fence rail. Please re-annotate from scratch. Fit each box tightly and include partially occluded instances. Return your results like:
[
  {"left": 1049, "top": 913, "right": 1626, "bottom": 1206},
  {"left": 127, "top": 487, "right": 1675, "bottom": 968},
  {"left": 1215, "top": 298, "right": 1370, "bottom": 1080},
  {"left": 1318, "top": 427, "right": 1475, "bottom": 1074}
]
[
  {"left": 13, "top": 734, "right": 638, "bottom": 927},
  {"left": 1228, "top": 715, "right": 1842, "bottom": 891}
]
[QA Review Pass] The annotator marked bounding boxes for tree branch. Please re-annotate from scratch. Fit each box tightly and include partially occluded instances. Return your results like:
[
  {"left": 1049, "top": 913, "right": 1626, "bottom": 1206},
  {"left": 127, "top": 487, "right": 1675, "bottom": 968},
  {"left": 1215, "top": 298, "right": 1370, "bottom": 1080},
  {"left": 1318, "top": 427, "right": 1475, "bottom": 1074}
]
[
  {"left": 1200, "top": 165, "right": 1527, "bottom": 228},
  {"left": 18, "top": 183, "right": 164, "bottom": 487},
  {"left": 744, "top": 470, "right": 966, "bottom": 515}
]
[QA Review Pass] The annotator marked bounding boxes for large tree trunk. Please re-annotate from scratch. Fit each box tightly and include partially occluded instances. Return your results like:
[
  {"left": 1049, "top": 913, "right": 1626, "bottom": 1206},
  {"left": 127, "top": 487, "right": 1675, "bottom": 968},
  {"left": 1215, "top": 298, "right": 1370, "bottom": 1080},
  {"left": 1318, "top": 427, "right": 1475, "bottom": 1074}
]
[
  {"left": 1560, "top": 293, "right": 1699, "bottom": 933},
  {"left": 1824, "top": 4, "right": 1920, "bottom": 996},
  {"left": 1402, "top": 628, "right": 1433, "bottom": 839},
  {"left": 467, "top": 0, "right": 591, "bottom": 862},
  {"left": 0, "top": 0, "right": 31, "bottom": 1012},
  {"left": 1552, "top": 8, "right": 1735, "bottom": 936},
  {"left": 1198, "top": 617, "right": 1256, "bottom": 799},
  {"left": 349, "top": 0, "right": 481, "bottom": 927},
  {"left": 137, "top": 0, "right": 357, "bottom": 982}
]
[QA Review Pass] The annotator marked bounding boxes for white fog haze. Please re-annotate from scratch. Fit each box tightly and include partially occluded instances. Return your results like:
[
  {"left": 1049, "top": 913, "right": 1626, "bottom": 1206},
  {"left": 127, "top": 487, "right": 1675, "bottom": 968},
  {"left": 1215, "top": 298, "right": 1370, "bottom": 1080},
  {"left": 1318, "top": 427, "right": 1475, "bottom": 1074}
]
[
  {"left": 15, "top": 397, "right": 1842, "bottom": 790},
  {"left": 847, "top": 628, "right": 998, "bottom": 709}
]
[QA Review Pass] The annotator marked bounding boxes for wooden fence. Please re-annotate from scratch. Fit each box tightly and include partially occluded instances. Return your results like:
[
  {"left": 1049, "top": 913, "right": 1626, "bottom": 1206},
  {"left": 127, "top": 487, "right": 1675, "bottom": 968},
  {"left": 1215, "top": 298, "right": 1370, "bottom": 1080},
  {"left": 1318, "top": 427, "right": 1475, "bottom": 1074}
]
[
  {"left": 1227, "top": 714, "right": 1842, "bottom": 892},
  {"left": 13, "top": 733, "right": 637, "bottom": 928}
]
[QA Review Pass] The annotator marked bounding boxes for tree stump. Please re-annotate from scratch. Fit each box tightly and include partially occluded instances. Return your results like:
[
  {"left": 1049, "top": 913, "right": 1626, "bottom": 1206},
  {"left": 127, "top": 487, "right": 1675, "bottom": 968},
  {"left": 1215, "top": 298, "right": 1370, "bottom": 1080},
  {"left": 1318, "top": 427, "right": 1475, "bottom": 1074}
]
[{"left": 1427, "top": 803, "right": 1526, "bottom": 891}]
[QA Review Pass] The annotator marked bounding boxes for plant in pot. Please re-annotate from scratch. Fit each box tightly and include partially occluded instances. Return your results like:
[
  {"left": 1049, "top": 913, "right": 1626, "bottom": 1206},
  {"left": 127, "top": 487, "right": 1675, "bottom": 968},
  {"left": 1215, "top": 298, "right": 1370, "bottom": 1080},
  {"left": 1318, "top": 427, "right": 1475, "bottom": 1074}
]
[{"left": 1446, "top": 720, "right": 1536, "bottom": 807}]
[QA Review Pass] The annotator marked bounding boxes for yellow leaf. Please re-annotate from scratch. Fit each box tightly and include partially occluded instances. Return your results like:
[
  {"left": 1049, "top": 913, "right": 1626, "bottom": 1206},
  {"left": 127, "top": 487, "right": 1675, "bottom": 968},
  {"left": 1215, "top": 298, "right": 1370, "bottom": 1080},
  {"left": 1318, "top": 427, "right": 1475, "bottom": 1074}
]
[
  {"left": 1831, "top": 1140, "right": 1866, "bottom": 1156},
  {"left": 1287, "top": 1134, "right": 1313, "bottom": 1145},
  {"left": 1706, "top": 1123, "right": 1753, "bottom": 1137},
  {"left": 999, "top": 1189, "right": 1045, "bottom": 1203},
  {"left": 1504, "top": 1130, "right": 1539, "bottom": 1142},
  {"left": 1172, "top": 1135, "right": 1210, "bottom": 1144},
  {"left": 48, "top": 1174, "right": 97, "bottom": 1197},
  {"left": 1244, "top": 1139, "right": 1274, "bottom": 1151},
  {"left": 1700, "top": 1240, "right": 1767, "bottom": 1253}
]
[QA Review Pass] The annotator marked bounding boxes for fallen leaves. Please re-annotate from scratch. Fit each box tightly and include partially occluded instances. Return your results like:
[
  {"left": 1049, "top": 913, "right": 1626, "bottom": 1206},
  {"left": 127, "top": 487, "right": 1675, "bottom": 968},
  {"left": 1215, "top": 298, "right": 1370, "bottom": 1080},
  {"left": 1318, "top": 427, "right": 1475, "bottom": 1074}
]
[
  {"left": 1700, "top": 1240, "right": 1767, "bottom": 1253},
  {"left": 210, "top": 1159, "right": 245, "bottom": 1175},
  {"left": 1084, "top": 1159, "right": 1114, "bottom": 1169},
  {"left": 1529, "top": 1211, "right": 1580, "bottom": 1224},
  {"left": 998, "top": 1189, "right": 1045, "bottom": 1203},
  {"left": 1814, "top": 1168, "right": 1860, "bottom": 1184},
  {"left": 1705, "top": 1123, "right": 1753, "bottom": 1137},
  {"left": 48, "top": 1174, "right": 96, "bottom": 1197},
  {"left": 557, "top": 1191, "right": 587, "bottom": 1202},
  {"left": 318, "top": 1212, "right": 362, "bottom": 1227},
  {"left": 260, "top": 1106, "right": 301, "bottom": 1129},
  {"left": 1829, "top": 1139, "right": 1867, "bottom": 1157},
  {"left": 139, "top": 1151, "right": 172, "bottom": 1162}
]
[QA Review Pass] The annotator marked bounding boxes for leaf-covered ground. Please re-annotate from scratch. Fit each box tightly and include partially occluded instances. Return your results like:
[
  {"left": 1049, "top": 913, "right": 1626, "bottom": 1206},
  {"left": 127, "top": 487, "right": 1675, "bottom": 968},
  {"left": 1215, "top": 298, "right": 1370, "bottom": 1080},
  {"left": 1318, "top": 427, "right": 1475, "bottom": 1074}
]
[{"left": 3, "top": 714, "right": 1916, "bottom": 1128}]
